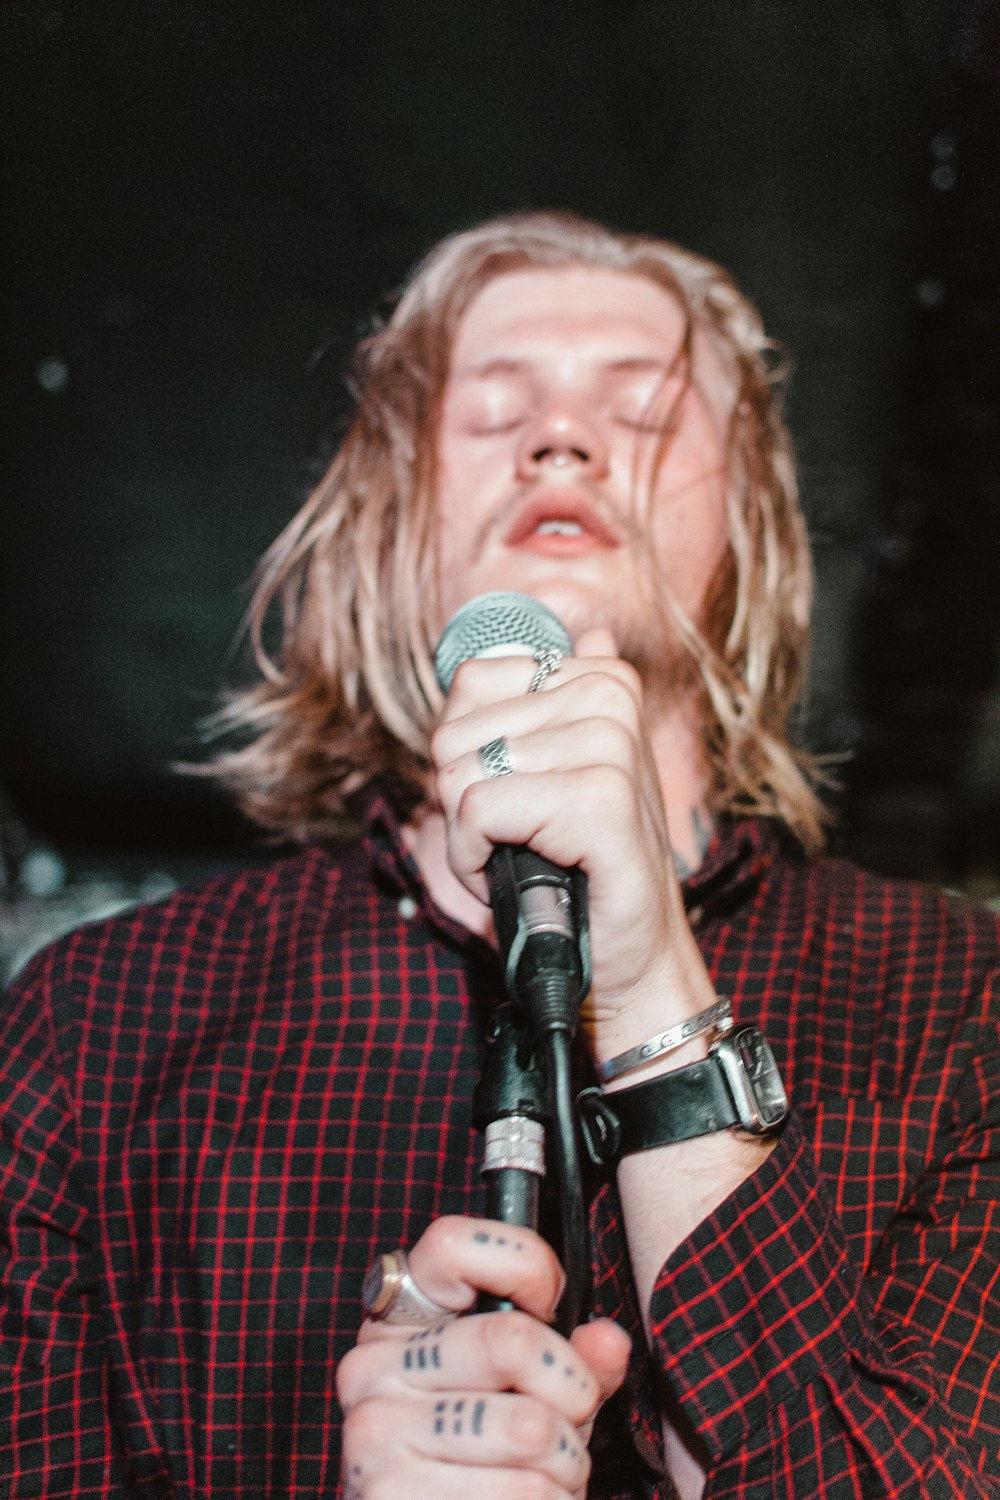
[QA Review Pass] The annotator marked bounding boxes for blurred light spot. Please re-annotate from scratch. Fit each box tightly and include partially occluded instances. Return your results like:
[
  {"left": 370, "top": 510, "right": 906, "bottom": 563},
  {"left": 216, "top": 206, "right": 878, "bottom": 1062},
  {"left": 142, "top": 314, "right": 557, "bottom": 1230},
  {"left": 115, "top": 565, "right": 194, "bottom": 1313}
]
[
  {"left": 138, "top": 872, "right": 177, "bottom": 903},
  {"left": 930, "top": 132, "right": 956, "bottom": 161},
  {"left": 20, "top": 849, "right": 68, "bottom": 898},
  {"left": 36, "top": 357, "right": 69, "bottom": 393},
  {"left": 930, "top": 164, "right": 956, "bottom": 191},
  {"left": 916, "top": 279, "right": 945, "bottom": 307}
]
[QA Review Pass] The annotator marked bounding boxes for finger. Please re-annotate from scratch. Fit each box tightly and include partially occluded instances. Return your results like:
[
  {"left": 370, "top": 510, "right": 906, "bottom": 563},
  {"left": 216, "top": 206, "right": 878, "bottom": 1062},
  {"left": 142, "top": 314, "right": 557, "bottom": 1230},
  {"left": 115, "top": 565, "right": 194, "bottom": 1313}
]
[
  {"left": 342, "top": 1389, "right": 590, "bottom": 1493},
  {"left": 436, "top": 716, "right": 642, "bottom": 815},
  {"left": 404, "top": 1216, "right": 567, "bottom": 1324},
  {"left": 433, "top": 674, "right": 646, "bottom": 787},
  {"left": 345, "top": 1452, "right": 581, "bottom": 1500},
  {"left": 568, "top": 1319, "right": 632, "bottom": 1404},
  {"left": 573, "top": 626, "right": 619, "bottom": 659},
  {"left": 443, "top": 652, "right": 641, "bottom": 726},
  {"left": 445, "top": 766, "right": 653, "bottom": 892},
  {"left": 341, "top": 1308, "right": 603, "bottom": 1425}
]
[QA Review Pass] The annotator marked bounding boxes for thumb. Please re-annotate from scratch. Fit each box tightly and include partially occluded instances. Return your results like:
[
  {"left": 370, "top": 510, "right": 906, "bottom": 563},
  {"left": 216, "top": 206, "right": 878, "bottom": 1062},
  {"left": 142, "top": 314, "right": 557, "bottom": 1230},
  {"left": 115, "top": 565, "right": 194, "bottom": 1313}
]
[
  {"left": 574, "top": 625, "right": 620, "bottom": 661},
  {"left": 569, "top": 1318, "right": 631, "bottom": 1404}
]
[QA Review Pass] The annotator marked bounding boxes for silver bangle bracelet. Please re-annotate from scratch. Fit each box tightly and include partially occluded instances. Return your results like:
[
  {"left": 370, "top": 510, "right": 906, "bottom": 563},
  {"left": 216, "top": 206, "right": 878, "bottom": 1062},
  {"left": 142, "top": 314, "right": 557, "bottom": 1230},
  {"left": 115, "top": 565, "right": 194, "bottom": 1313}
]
[{"left": 595, "top": 996, "right": 733, "bottom": 1083}]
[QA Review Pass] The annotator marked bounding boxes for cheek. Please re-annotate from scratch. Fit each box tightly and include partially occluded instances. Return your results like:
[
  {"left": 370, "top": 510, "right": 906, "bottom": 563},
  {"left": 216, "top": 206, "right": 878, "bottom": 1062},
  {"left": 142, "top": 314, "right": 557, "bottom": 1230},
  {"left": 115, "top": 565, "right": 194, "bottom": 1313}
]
[{"left": 650, "top": 485, "right": 730, "bottom": 617}]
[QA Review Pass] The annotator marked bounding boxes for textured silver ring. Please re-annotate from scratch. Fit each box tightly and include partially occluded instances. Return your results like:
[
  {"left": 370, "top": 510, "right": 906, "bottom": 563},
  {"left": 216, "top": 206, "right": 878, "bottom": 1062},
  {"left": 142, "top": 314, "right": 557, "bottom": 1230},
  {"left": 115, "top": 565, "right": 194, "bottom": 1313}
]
[
  {"left": 528, "top": 647, "right": 563, "bottom": 694},
  {"left": 361, "top": 1249, "right": 457, "bottom": 1327},
  {"left": 479, "top": 736, "right": 516, "bottom": 778}
]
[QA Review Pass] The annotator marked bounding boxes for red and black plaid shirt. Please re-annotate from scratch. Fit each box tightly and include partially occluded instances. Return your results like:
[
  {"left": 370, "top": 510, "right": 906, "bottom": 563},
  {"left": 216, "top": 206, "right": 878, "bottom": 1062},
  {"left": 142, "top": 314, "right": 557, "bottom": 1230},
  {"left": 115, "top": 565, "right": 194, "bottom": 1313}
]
[{"left": 1, "top": 798, "right": 998, "bottom": 1497}]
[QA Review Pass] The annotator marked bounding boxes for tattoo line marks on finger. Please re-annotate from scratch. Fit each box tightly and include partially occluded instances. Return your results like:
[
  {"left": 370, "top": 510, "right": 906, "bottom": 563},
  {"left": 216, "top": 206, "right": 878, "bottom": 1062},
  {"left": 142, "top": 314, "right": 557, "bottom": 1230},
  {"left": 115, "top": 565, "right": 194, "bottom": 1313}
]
[
  {"left": 542, "top": 1350, "right": 556, "bottom": 1366},
  {"left": 432, "top": 1397, "right": 485, "bottom": 1441},
  {"left": 407, "top": 1323, "right": 448, "bottom": 1342},
  {"left": 472, "top": 1230, "right": 525, "bottom": 1252},
  {"left": 403, "top": 1342, "right": 442, "bottom": 1371}
]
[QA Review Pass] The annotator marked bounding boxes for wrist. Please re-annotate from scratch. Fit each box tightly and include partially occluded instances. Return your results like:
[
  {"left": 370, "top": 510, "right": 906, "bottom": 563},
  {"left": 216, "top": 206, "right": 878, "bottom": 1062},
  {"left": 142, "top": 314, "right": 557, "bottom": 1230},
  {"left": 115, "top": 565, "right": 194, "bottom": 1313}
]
[
  {"left": 595, "top": 995, "right": 732, "bottom": 1089},
  {"left": 585, "top": 957, "right": 719, "bottom": 1088}
]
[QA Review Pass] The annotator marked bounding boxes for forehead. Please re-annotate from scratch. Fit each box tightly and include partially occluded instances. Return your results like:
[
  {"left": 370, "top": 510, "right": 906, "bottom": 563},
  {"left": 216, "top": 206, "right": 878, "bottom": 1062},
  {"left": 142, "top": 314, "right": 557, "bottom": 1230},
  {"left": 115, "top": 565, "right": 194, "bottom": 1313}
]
[{"left": 448, "top": 266, "right": 689, "bottom": 373}]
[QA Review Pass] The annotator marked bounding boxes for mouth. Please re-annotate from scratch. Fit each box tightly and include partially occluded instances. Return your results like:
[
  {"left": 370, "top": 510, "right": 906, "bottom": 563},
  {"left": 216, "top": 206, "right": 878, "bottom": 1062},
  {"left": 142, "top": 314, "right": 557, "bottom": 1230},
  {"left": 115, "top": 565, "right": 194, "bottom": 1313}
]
[{"left": 504, "top": 490, "right": 621, "bottom": 556}]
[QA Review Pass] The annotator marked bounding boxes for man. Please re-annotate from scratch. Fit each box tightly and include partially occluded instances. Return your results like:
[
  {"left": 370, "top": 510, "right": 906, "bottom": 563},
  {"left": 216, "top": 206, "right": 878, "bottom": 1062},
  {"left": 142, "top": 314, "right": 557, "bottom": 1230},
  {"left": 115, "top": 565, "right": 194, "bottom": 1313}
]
[{"left": 1, "top": 214, "right": 997, "bottom": 1499}]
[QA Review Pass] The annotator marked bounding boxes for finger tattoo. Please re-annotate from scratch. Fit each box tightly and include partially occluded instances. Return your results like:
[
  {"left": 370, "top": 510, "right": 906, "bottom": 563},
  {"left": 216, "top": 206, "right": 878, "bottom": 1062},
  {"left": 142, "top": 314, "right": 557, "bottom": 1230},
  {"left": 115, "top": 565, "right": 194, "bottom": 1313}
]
[
  {"left": 473, "top": 1230, "right": 525, "bottom": 1251},
  {"left": 431, "top": 1397, "right": 487, "bottom": 1438},
  {"left": 403, "top": 1341, "right": 442, "bottom": 1371}
]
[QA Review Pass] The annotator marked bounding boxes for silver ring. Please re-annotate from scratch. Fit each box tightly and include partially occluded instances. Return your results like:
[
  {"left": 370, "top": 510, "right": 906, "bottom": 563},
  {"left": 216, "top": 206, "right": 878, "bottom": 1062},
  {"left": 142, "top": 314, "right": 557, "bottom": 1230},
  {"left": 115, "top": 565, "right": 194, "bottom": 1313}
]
[
  {"left": 528, "top": 647, "right": 563, "bottom": 694},
  {"left": 479, "top": 736, "right": 515, "bottom": 778},
  {"left": 361, "top": 1249, "right": 456, "bottom": 1327}
]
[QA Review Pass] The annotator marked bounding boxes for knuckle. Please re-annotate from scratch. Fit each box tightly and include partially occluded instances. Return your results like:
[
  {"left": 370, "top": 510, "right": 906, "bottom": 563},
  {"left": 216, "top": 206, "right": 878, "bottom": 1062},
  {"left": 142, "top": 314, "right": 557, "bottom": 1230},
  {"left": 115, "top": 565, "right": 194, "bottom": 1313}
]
[
  {"left": 457, "top": 778, "right": 489, "bottom": 826},
  {"left": 428, "top": 721, "right": 456, "bottom": 768},
  {"left": 421, "top": 1213, "right": 469, "bottom": 1260},
  {"left": 582, "top": 761, "right": 632, "bottom": 806},
  {"left": 593, "top": 662, "right": 641, "bottom": 712},
  {"left": 593, "top": 715, "right": 636, "bottom": 765},
  {"left": 614, "top": 657, "right": 643, "bottom": 698},
  {"left": 506, "top": 1398, "right": 559, "bottom": 1458},
  {"left": 481, "top": 1307, "right": 545, "bottom": 1369},
  {"left": 335, "top": 1343, "right": 369, "bottom": 1408},
  {"left": 342, "top": 1396, "right": 391, "bottom": 1455}
]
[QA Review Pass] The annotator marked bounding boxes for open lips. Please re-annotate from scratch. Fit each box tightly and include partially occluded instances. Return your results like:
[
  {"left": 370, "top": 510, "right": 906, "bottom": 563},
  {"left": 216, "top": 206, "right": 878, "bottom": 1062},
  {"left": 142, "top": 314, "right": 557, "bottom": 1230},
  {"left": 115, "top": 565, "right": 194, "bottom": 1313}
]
[{"left": 505, "top": 491, "right": 621, "bottom": 555}]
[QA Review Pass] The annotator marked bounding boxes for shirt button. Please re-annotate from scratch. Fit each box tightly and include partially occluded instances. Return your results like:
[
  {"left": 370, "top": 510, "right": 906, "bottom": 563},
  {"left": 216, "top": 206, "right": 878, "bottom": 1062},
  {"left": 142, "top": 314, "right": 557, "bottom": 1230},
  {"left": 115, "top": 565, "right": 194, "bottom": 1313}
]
[{"left": 398, "top": 895, "right": 418, "bottom": 920}]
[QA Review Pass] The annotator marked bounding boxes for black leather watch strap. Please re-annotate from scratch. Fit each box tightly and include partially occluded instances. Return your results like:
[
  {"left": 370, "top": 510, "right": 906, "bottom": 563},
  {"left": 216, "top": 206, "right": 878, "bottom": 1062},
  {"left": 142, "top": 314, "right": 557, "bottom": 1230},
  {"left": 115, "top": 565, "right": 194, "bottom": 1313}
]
[
  {"left": 593, "top": 1055, "right": 739, "bottom": 1157},
  {"left": 577, "top": 1025, "right": 787, "bottom": 1165}
]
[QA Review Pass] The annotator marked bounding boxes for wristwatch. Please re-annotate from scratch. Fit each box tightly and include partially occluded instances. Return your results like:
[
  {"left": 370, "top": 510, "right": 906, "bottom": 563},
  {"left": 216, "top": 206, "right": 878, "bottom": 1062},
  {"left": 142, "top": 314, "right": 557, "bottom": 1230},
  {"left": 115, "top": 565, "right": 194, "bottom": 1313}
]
[{"left": 578, "top": 1025, "right": 788, "bottom": 1164}]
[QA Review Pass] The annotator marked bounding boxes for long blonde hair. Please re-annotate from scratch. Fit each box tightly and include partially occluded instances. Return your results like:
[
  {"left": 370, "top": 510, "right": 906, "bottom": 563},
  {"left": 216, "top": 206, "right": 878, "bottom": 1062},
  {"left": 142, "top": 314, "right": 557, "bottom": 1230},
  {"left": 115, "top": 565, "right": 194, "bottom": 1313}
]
[{"left": 210, "top": 212, "right": 826, "bottom": 850}]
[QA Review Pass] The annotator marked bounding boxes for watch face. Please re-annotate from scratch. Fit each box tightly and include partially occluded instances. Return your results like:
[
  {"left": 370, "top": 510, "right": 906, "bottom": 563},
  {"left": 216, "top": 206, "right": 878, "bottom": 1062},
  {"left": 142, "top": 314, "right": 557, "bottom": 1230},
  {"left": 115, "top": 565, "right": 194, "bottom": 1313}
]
[
  {"left": 733, "top": 1027, "right": 788, "bottom": 1128},
  {"left": 714, "top": 1025, "right": 788, "bottom": 1133}
]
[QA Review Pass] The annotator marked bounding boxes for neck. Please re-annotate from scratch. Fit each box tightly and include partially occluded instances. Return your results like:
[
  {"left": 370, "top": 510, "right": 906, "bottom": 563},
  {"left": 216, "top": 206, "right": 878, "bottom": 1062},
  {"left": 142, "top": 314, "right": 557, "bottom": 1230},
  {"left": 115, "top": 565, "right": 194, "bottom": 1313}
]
[{"left": 404, "top": 710, "right": 712, "bottom": 938}]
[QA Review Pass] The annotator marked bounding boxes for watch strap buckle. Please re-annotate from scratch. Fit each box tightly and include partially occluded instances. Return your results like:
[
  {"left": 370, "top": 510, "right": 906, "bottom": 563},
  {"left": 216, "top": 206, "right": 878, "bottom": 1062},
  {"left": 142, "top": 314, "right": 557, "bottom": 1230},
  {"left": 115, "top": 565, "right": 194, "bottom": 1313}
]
[{"left": 577, "top": 1085, "right": 621, "bottom": 1166}]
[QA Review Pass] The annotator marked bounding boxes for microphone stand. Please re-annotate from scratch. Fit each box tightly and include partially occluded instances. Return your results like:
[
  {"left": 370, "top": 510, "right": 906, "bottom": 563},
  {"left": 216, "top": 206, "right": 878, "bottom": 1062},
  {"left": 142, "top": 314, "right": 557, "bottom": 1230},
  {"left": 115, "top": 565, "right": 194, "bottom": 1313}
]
[{"left": 473, "top": 847, "right": 591, "bottom": 1334}]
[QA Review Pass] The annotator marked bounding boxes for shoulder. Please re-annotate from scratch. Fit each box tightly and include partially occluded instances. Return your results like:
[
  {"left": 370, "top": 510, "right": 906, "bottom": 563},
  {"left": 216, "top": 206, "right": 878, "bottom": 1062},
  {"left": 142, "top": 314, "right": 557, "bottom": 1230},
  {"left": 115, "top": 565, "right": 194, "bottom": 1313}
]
[
  {"left": 765, "top": 834, "right": 1000, "bottom": 1021},
  {"left": 4, "top": 843, "right": 372, "bottom": 1033}
]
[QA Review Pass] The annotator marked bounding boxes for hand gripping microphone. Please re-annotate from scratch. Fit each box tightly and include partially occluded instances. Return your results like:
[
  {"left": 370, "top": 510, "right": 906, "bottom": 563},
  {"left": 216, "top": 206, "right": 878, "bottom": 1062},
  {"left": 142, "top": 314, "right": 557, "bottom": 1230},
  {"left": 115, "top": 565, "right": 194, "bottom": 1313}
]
[
  {"left": 434, "top": 591, "right": 591, "bottom": 1036},
  {"left": 435, "top": 591, "right": 591, "bottom": 1330}
]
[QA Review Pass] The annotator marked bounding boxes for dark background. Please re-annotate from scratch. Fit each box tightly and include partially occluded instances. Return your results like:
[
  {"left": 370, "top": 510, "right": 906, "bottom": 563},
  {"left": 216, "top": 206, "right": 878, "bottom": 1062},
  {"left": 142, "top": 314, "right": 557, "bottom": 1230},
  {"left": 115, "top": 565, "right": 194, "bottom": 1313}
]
[{"left": 3, "top": 1, "right": 1000, "bottom": 923}]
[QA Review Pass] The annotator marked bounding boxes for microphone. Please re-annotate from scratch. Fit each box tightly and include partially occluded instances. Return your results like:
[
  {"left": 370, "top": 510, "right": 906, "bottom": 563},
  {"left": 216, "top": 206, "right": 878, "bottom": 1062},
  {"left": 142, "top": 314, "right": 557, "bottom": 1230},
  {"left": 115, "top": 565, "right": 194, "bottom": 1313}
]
[{"left": 434, "top": 592, "right": 591, "bottom": 1036}]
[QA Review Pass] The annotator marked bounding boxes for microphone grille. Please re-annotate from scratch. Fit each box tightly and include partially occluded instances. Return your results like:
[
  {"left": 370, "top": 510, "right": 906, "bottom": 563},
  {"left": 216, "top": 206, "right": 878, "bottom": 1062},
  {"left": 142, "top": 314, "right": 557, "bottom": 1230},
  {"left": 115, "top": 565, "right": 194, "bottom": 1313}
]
[{"left": 434, "top": 591, "right": 573, "bottom": 691}]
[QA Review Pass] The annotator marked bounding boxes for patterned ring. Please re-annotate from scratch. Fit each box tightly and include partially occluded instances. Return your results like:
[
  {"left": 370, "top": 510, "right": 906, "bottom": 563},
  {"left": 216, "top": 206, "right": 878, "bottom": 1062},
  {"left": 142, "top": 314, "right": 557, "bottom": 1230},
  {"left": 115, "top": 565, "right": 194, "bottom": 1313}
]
[
  {"left": 527, "top": 647, "right": 564, "bottom": 694},
  {"left": 361, "top": 1249, "right": 457, "bottom": 1327},
  {"left": 479, "top": 736, "right": 516, "bottom": 778}
]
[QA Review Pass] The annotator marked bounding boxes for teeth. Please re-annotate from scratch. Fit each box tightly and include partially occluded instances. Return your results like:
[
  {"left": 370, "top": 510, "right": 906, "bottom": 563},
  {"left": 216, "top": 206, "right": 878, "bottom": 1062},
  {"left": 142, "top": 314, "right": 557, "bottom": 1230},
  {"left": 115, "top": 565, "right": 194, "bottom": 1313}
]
[{"left": 536, "top": 519, "right": 584, "bottom": 536}]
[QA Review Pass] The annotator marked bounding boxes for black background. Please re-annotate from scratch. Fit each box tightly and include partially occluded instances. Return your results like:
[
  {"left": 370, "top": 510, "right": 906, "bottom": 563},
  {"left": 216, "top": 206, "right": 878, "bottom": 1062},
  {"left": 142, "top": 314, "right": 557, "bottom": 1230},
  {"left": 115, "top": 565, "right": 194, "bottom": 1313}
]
[{"left": 3, "top": 0, "right": 1000, "bottom": 890}]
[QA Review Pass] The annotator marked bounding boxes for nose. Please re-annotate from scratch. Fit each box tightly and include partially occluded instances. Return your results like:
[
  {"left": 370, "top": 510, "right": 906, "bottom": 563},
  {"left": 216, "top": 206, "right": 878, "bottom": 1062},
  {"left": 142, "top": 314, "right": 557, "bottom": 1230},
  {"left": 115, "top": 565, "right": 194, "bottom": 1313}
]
[{"left": 515, "top": 402, "right": 610, "bottom": 481}]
